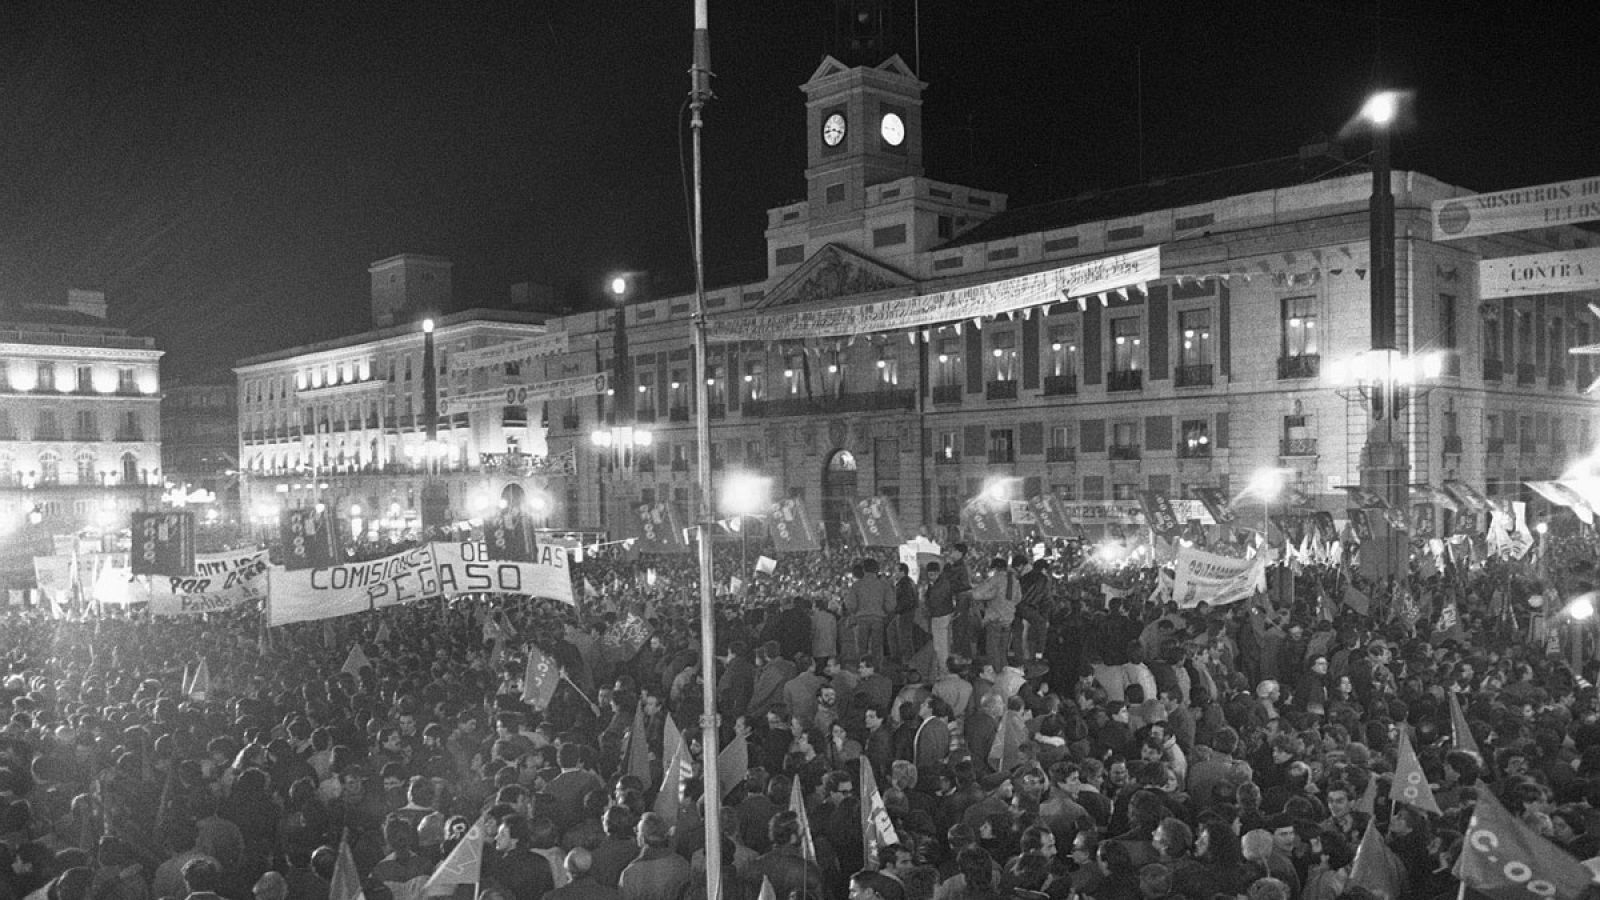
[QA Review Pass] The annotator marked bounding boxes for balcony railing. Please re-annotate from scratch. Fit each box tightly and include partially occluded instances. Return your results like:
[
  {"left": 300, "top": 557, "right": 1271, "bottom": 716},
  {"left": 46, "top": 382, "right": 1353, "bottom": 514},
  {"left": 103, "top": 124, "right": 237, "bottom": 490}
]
[
  {"left": 742, "top": 390, "right": 916, "bottom": 418},
  {"left": 1519, "top": 439, "right": 1538, "bottom": 454},
  {"left": 1177, "top": 443, "right": 1213, "bottom": 459},
  {"left": 1109, "top": 444, "right": 1142, "bottom": 460},
  {"left": 561, "top": 414, "right": 580, "bottom": 430},
  {"left": 985, "top": 379, "right": 1019, "bottom": 401},
  {"left": 1443, "top": 435, "right": 1464, "bottom": 455},
  {"left": 1280, "top": 437, "right": 1318, "bottom": 457},
  {"left": 987, "top": 449, "right": 1016, "bottom": 464},
  {"left": 1175, "top": 363, "right": 1214, "bottom": 388},
  {"left": 1043, "top": 374, "right": 1078, "bottom": 396},
  {"left": 671, "top": 459, "right": 689, "bottom": 472},
  {"left": 1046, "top": 446, "right": 1076, "bottom": 462},
  {"left": 636, "top": 408, "right": 657, "bottom": 424},
  {"left": 708, "top": 403, "right": 726, "bottom": 420},
  {"left": 115, "top": 429, "right": 144, "bottom": 442},
  {"left": 1277, "top": 354, "right": 1320, "bottom": 380},
  {"left": 933, "top": 451, "right": 961, "bottom": 465},
  {"left": 932, "top": 385, "right": 963, "bottom": 405},
  {"left": 669, "top": 406, "right": 690, "bottom": 422},
  {"left": 1549, "top": 365, "right": 1567, "bottom": 388},
  {"left": 1107, "top": 369, "right": 1143, "bottom": 392},
  {"left": 1483, "top": 358, "right": 1504, "bottom": 381},
  {"left": 1487, "top": 438, "right": 1505, "bottom": 454},
  {"left": 1517, "top": 363, "right": 1536, "bottom": 386},
  {"left": 36, "top": 428, "right": 65, "bottom": 442},
  {"left": 636, "top": 457, "right": 656, "bottom": 474}
]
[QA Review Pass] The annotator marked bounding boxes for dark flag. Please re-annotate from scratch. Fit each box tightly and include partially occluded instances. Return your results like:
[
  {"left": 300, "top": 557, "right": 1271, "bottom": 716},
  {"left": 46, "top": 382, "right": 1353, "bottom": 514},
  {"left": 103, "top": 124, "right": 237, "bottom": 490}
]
[
  {"left": 635, "top": 502, "right": 688, "bottom": 554},
  {"left": 1138, "top": 490, "right": 1182, "bottom": 538},
  {"left": 1190, "top": 486, "right": 1237, "bottom": 525},
  {"left": 1340, "top": 486, "right": 1390, "bottom": 509},
  {"left": 854, "top": 496, "right": 905, "bottom": 547},
  {"left": 769, "top": 498, "right": 822, "bottom": 552},
  {"left": 1348, "top": 508, "right": 1373, "bottom": 543},
  {"left": 960, "top": 498, "right": 1011, "bottom": 543},
  {"left": 130, "top": 511, "right": 196, "bottom": 577},
  {"left": 281, "top": 507, "right": 338, "bottom": 571},
  {"left": 485, "top": 510, "right": 537, "bottom": 562},
  {"left": 1028, "top": 493, "right": 1076, "bottom": 538}
]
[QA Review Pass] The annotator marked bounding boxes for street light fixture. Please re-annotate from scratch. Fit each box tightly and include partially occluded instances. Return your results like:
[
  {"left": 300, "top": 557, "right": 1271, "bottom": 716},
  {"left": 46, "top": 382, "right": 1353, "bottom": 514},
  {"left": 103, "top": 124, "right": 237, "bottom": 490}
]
[
  {"left": 594, "top": 274, "right": 650, "bottom": 529},
  {"left": 719, "top": 471, "right": 771, "bottom": 572}
]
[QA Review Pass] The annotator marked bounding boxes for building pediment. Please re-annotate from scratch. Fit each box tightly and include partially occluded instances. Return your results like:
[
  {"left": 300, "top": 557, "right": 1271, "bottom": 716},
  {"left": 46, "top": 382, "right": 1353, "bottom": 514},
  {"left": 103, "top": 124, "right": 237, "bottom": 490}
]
[{"left": 754, "top": 244, "right": 915, "bottom": 309}]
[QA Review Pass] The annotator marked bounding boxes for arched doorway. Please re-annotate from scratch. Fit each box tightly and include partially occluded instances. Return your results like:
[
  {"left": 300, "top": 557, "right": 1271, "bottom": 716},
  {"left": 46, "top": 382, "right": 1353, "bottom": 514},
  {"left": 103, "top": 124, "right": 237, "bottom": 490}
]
[{"left": 821, "top": 449, "right": 858, "bottom": 547}]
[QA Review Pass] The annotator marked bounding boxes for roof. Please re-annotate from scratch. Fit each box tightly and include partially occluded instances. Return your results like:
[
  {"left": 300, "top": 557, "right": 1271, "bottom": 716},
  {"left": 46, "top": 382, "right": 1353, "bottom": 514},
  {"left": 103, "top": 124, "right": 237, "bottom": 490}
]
[
  {"left": 0, "top": 302, "right": 121, "bottom": 331},
  {"left": 234, "top": 306, "right": 548, "bottom": 369},
  {"left": 938, "top": 147, "right": 1369, "bottom": 250}
]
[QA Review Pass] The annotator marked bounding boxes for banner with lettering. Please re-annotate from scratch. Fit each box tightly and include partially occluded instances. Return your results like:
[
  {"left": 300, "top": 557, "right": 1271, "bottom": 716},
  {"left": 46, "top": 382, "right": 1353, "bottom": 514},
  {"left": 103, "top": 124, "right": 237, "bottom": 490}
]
[
  {"left": 634, "top": 503, "right": 688, "bottom": 554},
  {"left": 1138, "top": 490, "right": 1182, "bottom": 538},
  {"left": 769, "top": 498, "right": 822, "bottom": 552},
  {"left": 854, "top": 496, "right": 905, "bottom": 547},
  {"left": 1171, "top": 545, "right": 1267, "bottom": 609},
  {"left": 485, "top": 511, "right": 538, "bottom": 561},
  {"left": 960, "top": 498, "right": 1011, "bottom": 543},
  {"left": 1433, "top": 175, "right": 1600, "bottom": 241},
  {"left": 705, "top": 247, "right": 1160, "bottom": 342},
  {"left": 130, "top": 512, "right": 196, "bottom": 577},
  {"left": 281, "top": 507, "right": 338, "bottom": 571},
  {"left": 430, "top": 541, "right": 574, "bottom": 605},
  {"left": 1027, "top": 493, "right": 1076, "bottom": 539},
  {"left": 269, "top": 545, "right": 441, "bottom": 626},
  {"left": 1348, "top": 508, "right": 1374, "bottom": 543},
  {"left": 1479, "top": 247, "right": 1600, "bottom": 300},
  {"left": 1057, "top": 500, "right": 1215, "bottom": 527},
  {"left": 137, "top": 549, "right": 270, "bottom": 616},
  {"left": 1189, "top": 486, "right": 1237, "bottom": 525}
]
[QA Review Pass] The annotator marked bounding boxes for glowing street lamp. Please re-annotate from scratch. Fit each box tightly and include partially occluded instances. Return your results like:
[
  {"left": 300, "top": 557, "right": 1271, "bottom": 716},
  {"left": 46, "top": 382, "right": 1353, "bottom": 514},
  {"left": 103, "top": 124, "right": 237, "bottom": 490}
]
[{"left": 720, "top": 471, "right": 771, "bottom": 571}]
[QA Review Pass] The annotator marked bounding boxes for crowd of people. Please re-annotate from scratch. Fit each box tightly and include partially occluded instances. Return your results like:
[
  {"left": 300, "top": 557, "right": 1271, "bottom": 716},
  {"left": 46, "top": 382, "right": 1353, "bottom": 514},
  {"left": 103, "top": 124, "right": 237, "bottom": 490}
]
[{"left": 0, "top": 528, "right": 1597, "bottom": 900}]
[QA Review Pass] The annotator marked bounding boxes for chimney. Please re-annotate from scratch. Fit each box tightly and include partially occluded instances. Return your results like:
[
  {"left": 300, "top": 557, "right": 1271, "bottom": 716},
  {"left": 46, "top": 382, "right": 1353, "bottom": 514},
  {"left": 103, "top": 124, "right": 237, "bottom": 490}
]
[{"left": 66, "top": 289, "right": 108, "bottom": 319}]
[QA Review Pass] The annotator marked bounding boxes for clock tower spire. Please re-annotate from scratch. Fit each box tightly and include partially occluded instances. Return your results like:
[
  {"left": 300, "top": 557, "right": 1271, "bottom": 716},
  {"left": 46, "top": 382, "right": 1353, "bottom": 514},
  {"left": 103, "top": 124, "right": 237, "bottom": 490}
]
[{"left": 802, "top": 54, "right": 925, "bottom": 223}]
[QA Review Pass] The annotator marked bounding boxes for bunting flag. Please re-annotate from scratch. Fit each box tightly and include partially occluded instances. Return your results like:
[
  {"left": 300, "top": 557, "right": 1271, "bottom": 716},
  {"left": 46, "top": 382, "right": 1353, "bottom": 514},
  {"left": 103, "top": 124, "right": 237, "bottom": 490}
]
[
  {"left": 1348, "top": 819, "right": 1405, "bottom": 900},
  {"left": 521, "top": 645, "right": 560, "bottom": 710},
  {"left": 375, "top": 622, "right": 392, "bottom": 644},
  {"left": 717, "top": 733, "right": 748, "bottom": 800},
  {"left": 1454, "top": 788, "right": 1595, "bottom": 900},
  {"left": 188, "top": 659, "right": 210, "bottom": 701},
  {"left": 1392, "top": 728, "right": 1442, "bottom": 815},
  {"left": 1449, "top": 691, "right": 1481, "bottom": 759},
  {"left": 583, "top": 577, "right": 599, "bottom": 600},
  {"left": 654, "top": 734, "right": 691, "bottom": 825},
  {"left": 860, "top": 756, "right": 900, "bottom": 868},
  {"left": 341, "top": 643, "right": 372, "bottom": 677},
  {"left": 790, "top": 774, "right": 817, "bottom": 863},
  {"left": 422, "top": 816, "right": 488, "bottom": 897},
  {"left": 624, "top": 700, "right": 651, "bottom": 784},
  {"left": 330, "top": 833, "right": 364, "bottom": 900}
]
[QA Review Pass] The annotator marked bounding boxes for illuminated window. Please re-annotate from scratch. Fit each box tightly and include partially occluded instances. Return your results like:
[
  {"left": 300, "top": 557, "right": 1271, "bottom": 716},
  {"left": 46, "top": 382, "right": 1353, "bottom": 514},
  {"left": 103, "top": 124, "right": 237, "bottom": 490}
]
[
  {"left": 987, "top": 332, "right": 1017, "bottom": 381},
  {"left": 744, "top": 361, "right": 766, "bottom": 402},
  {"left": 1282, "top": 296, "right": 1317, "bottom": 357},
  {"left": 876, "top": 347, "right": 899, "bottom": 387},
  {"left": 935, "top": 338, "right": 962, "bottom": 388},
  {"left": 75, "top": 450, "right": 96, "bottom": 485},
  {"left": 1178, "top": 309, "right": 1212, "bottom": 367},
  {"left": 821, "top": 349, "right": 845, "bottom": 396},
  {"left": 784, "top": 353, "right": 806, "bottom": 396},
  {"left": 39, "top": 451, "right": 60, "bottom": 485},
  {"left": 1047, "top": 323, "right": 1079, "bottom": 377},
  {"left": 75, "top": 366, "right": 92, "bottom": 392},
  {"left": 36, "top": 362, "right": 55, "bottom": 392},
  {"left": 1110, "top": 318, "right": 1142, "bottom": 372}
]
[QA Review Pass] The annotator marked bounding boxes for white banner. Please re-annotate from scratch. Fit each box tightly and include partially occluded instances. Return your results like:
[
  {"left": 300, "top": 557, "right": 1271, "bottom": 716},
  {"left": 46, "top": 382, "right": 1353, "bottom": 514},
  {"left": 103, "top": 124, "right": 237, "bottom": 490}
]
[
  {"left": 705, "top": 247, "right": 1160, "bottom": 342},
  {"left": 451, "top": 333, "right": 569, "bottom": 373},
  {"left": 136, "top": 549, "right": 270, "bottom": 616},
  {"left": 1171, "top": 545, "right": 1266, "bottom": 608},
  {"left": 430, "top": 541, "right": 575, "bottom": 605},
  {"left": 443, "top": 372, "right": 609, "bottom": 413},
  {"left": 1433, "top": 176, "right": 1600, "bottom": 241},
  {"left": 1061, "top": 500, "right": 1215, "bottom": 527},
  {"left": 1478, "top": 247, "right": 1600, "bottom": 299},
  {"left": 269, "top": 545, "right": 440, "bottom": 626}
]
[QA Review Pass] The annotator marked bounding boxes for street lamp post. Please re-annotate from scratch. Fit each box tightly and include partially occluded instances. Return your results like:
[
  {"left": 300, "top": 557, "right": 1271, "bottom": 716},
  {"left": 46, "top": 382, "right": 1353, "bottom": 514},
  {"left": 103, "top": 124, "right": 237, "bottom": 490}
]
[
  {"left": 592, "top": 276, "right": 651, "bottom": 531},
  {"left": 721, "top": 472, "right": 771, "bottom": 574}
]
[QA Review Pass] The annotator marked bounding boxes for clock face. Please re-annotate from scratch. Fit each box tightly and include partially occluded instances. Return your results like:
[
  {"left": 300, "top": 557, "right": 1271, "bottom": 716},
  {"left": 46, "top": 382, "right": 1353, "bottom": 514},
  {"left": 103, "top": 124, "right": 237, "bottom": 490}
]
[
  {"left": 822, "top": 112, "right": 846, "bottom": 147},
  {"left": 880, "top": 112, "right": 905, "bottom": 146}
]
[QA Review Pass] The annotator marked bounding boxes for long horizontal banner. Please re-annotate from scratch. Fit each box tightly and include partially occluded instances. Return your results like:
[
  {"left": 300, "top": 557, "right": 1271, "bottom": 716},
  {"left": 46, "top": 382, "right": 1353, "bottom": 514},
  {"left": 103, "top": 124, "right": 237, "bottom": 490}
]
[
  {"left": 1433, "top": 175, "right": 1600, "bottom": 241},
  {"left": 440, "top": 372, "right": 609, "bottom": 413},
  {"left": 1478, "top": 247, "right": 1600, "bottom": 299},
  {"left": 268, "top": 541, "right": 574, "bottom": 627},
  {"left": 705, "top": 247, "right": 1160, "bottom": 342},
  {"left": 450, "top": 333, "right": 570, "bottom": 373},
  {"left": 1058, "top": 500, "right": 1216, "bottom": 527},
  {"left": 137, "top": 549, "right": 270, "bottom": 616}
]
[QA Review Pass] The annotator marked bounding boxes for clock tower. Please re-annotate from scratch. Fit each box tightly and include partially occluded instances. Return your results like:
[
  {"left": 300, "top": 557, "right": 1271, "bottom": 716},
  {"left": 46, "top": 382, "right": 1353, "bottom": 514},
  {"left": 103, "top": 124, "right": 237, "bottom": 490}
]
[{"left": 802, "top": 54, "right": 925, "bottom": 222}]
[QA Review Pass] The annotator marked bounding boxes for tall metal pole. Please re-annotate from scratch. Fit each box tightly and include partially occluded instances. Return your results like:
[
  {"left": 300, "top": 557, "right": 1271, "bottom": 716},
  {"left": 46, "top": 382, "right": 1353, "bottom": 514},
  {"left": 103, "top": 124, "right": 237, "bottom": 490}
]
[{"left": 688, "top": 3, "right": 722, "bottom": 899}]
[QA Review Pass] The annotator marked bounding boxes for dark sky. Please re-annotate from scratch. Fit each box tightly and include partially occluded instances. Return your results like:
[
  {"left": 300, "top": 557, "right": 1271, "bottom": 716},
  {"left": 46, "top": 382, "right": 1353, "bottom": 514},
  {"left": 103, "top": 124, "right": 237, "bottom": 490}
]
[{"left": 0, "top": 1, "right": 1594, "bottom": 381}]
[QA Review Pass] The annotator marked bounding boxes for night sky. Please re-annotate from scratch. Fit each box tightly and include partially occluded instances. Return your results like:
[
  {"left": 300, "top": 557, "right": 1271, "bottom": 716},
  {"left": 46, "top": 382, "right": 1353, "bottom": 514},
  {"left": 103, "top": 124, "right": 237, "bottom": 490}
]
[{"left": 0, "top": 1, "right": 1593, "bottom": 381}]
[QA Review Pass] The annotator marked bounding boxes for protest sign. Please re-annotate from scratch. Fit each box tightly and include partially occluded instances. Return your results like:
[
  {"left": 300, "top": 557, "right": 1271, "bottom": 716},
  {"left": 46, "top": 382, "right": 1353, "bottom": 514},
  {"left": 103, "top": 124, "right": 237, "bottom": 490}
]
[
  {"left": 430, "top": 541, "right": 574, "bottom": 605},
  {"left": 1171, "top": 544, "right": 1266, "bottom": 609},
  {"left": 269, "top": 545, "right": 440, "bottom": 626},
  {"left": 854, "top": 496, "right": 905, "bottom": 547},
  {"left": 769, "top": 498, "right": 821, "bottom": 552},
  {"left": 138, "top": 549, "right": 270, "bottom": 616}
]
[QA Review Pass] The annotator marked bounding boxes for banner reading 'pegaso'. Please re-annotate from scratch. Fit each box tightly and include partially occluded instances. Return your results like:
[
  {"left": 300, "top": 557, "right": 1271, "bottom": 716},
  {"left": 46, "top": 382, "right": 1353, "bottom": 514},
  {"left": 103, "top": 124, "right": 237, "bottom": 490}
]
[{"left": 704, "top": 247, "right": 1160, "bottom": 342}]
